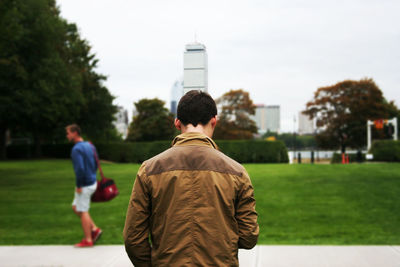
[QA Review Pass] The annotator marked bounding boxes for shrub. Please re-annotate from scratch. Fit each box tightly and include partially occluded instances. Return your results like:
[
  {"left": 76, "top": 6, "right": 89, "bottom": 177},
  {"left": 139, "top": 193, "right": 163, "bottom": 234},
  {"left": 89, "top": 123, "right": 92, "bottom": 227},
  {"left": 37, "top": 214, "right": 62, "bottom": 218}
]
[
  {"left": 370, "top": 140, "right": 400, "bottom": 162},
  {"left": 42, "top": 144, "right": 73, "bottom": 158},
  {"left": 96, "top": 142, "right": 171, "bottom": 163},
  {"left": 6, "top": 144, "right": 73, "bottom": 159},
  {"left": 6, "top": 144, "right": 34, "bottom": 159},
  {"left": 5, "top": 140, "right": 289, "bottom": 163},
  {"left": 217, "top": 140, "right": 289, "bottom": 163}
]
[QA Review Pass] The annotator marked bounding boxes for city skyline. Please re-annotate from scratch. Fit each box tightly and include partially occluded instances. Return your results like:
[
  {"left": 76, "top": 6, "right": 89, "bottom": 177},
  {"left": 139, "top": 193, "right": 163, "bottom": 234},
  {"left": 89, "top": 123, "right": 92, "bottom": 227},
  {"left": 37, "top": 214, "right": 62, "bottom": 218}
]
[{"left": 58, "top": 0, "right": 400, "bottom": 132}]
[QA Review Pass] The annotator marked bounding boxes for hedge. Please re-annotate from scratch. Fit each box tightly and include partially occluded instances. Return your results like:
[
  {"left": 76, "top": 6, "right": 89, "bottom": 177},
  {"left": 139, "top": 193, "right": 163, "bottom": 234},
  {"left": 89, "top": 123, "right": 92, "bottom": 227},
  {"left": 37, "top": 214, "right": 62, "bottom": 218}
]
[
  {"left": 370, "top": 140, "right": 400, "bottom": 162},
  {"left": 6, "top": 144, "right": 74, "bottom": 159},
  {"left": 5, "top": 140, "right": 289, "bottom": 163},
  {"left": 216, "top": 140, "right": 288, "bottom": 163},
  {"left": 95, "top": 141, "right": 172, "bottom": 163}
]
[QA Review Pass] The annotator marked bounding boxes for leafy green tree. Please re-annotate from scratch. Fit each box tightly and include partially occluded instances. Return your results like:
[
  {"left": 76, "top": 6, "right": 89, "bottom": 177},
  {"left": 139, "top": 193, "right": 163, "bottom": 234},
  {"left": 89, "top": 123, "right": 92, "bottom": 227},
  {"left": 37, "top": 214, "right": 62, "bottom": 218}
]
[
  {"left": 0, "top": 0, "right": 117, "bottom": 158},
  {"left": 0, "top": 0, "right": 83, "bottom": 156},
  {"left": 0, "top": 0, "right": 26, "bottom": 158},
  {"left": 127, "top": 98, "right": 176, "bottom": 141},
  {"left": 213, "top": 89, "right": 257, "bottom": 139},
  {"left": 65, "top": 24, "right": 117, "bottom": 142},
  {"left": 303, "top": 78, "right": 396, "bottom": 152}
]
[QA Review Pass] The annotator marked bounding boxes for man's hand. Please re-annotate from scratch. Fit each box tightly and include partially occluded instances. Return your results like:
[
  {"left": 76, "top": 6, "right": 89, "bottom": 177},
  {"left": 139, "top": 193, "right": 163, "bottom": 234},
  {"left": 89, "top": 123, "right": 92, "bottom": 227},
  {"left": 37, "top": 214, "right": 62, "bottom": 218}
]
[{"left": 76, "top": 187, "right": 82, "bottom": 194}]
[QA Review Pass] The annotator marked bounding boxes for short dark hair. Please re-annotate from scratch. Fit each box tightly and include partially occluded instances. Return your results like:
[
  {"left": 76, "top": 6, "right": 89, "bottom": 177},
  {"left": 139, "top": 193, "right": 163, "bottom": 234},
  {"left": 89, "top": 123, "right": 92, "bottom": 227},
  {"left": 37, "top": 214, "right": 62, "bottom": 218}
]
[
  {"left": 65, "top": 124, "right": 81, "bottom": 136},
  {"left": 177, "top": 90, "right": 217, "bottom": 126}
]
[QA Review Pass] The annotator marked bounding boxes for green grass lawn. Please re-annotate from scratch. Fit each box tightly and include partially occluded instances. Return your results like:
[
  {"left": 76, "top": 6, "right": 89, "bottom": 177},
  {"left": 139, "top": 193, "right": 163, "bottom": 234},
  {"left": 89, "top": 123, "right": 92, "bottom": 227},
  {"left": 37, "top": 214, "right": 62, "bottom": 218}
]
[{"left": 1, "top": 160, "right": 400, "bottom": 245}]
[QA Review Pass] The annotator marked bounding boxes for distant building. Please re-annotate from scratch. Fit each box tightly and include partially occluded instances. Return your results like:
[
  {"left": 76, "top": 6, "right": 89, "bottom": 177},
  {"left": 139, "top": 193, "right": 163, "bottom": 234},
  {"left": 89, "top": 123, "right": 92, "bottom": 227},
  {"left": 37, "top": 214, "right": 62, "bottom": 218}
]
[
  {"left": 113, "top": 106, "right": 129, "bottom": 139},
  {"left": 265, "top": 105, "right": 280, "bottom": 133},
  {"left": 252, "top": 104, "right": 280, "bottom": 134},
  {"left": 170, "top": 79, "right": 183, "bottom": 115},
  {"left": 298, "top": 112, "right": 314, "bottom": 135},
  {"left": 253, "top": 105, "right": 268, "bottom": 134},
  {"left": 183, "top": 42, "right": 208, "bottom": 94}
]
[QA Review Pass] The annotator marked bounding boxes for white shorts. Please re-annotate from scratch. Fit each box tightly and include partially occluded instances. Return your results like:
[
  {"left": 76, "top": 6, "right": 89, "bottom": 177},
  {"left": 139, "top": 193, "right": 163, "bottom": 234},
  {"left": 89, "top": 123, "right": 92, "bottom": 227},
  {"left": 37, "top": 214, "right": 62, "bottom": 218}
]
[{"left": 72, "top": 182, "right": 97, "bottom": 212}]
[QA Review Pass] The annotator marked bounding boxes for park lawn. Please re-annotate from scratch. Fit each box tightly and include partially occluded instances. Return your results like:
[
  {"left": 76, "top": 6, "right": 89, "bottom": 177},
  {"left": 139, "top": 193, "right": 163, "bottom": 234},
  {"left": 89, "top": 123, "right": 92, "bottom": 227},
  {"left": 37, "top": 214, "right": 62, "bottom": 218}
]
[{"left": 0, "top": 160, "right": 399, "bottom": 245}]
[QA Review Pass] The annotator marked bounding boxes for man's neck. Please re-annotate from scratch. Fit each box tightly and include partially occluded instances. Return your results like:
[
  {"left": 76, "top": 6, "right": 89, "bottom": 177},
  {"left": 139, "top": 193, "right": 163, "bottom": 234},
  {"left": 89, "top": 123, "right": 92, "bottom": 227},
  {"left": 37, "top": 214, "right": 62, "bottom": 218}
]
[
  {"left": 181, "top": 124, "right": 212, "bottom": 138},
  {"left": 74, "top": 137, "right": 84, "bottom": 144}
]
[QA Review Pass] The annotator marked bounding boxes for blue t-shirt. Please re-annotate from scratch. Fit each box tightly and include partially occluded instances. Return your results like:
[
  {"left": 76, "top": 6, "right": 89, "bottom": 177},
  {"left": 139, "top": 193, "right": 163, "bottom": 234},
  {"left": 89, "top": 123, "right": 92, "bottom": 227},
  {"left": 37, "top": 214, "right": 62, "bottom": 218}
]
[{"left": 71, "top": 141, "right": 97, "bottom": 188}]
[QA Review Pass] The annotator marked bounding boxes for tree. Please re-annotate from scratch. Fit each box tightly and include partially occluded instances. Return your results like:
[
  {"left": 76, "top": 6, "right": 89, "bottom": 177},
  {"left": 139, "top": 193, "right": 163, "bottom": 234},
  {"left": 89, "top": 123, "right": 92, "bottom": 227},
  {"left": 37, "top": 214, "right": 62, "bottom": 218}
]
[
  {"left": 0, "top": 0, "right": 27, "bottom": 158},
  {"left": 127, "top": 98, "right": 176, "bottom": 142},
  {"left": 65, "top": 23, "right": 117, "bottom": 142},
  {"left": 0, "top": 0, "right": 84, "bottom": 157},
  {"left": 303, "top": 78, "right": 396, "bottom": 152},
  {"left": 0, "top": 0, "right": 117, "bottom": 158},
  {"left": 213, "top": 89, "right": 257, "bottom": 139}
]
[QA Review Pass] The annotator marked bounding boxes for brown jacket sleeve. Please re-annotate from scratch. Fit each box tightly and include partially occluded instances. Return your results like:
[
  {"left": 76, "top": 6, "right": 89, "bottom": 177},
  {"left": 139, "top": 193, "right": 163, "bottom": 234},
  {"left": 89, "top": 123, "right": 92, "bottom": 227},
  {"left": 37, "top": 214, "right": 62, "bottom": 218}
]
[
  {"left": 123, "top": 164, "right": 152, "bottom": 267},
  {"left": 235, "top": 170, "right": 259, "bottom": 249}
]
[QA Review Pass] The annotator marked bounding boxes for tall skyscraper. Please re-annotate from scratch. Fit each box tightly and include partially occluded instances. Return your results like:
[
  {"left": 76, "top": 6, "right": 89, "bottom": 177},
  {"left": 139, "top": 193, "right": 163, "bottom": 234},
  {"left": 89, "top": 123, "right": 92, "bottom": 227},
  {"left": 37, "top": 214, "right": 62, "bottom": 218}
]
[
  {"left": 183, "top": 42, "right": 208, "bottom": 94},
  {"left": 252, "top": 104, "right": 281, "bottom": 134},
  {"left": 170, "top": 79, "right": 183, "bottom": 115},
  {"left": 298, "top": 112, "right": 314, "bottom": 135}
]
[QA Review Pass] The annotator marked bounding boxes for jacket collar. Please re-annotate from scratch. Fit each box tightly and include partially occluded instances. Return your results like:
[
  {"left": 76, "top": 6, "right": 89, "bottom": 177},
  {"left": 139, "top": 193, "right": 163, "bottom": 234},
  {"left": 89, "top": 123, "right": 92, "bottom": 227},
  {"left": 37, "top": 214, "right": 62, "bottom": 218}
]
[{"left": 172, "top": 132, "right": 218, "bottom": 150}]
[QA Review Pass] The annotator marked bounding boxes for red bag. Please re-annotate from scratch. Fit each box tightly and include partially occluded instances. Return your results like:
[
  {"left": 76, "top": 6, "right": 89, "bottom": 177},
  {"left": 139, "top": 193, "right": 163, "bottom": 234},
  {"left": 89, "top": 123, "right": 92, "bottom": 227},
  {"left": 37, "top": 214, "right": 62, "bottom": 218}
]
[{"left": 91, "top": 144, "right": 119, "bottom": 202}]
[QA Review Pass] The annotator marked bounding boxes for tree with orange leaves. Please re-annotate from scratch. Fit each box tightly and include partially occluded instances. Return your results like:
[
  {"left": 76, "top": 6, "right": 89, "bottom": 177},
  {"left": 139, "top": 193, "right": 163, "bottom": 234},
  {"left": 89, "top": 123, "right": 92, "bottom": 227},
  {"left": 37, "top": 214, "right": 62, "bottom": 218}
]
[
  {"left": 303, "top": 78, "right": 397, "bottom": 153},
  {"left": 213, "top": 89, "right": 257, "bottom": 139}
]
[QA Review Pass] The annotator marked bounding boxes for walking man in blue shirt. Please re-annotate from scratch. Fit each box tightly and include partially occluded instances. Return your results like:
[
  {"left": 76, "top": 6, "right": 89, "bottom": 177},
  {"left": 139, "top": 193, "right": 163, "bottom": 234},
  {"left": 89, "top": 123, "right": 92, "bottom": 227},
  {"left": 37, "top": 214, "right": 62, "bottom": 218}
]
[{"left": 66, "top": 124, "right": 102, "bottom": 247}]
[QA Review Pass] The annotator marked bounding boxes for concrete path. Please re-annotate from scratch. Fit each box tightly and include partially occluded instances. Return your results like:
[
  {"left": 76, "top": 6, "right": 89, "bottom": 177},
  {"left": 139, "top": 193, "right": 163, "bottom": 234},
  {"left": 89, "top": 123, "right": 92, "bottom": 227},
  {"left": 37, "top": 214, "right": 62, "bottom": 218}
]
[{"left": 1, "top": 245, "right": 400, "bottom": 267}]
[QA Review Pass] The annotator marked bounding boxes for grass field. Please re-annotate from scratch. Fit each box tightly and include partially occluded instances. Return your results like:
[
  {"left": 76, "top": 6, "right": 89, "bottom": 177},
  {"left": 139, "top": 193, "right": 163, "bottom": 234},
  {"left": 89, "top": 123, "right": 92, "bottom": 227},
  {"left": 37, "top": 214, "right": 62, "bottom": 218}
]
[{"left": 1, "top": 160, "right": 400, "bottom": 245}]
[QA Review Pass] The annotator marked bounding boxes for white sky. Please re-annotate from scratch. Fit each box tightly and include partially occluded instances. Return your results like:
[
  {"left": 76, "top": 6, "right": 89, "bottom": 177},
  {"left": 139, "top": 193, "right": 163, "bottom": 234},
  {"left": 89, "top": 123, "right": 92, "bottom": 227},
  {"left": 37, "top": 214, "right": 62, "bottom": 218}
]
[{"left": 58, "top": 0, "right": 400, "bottom": 132}]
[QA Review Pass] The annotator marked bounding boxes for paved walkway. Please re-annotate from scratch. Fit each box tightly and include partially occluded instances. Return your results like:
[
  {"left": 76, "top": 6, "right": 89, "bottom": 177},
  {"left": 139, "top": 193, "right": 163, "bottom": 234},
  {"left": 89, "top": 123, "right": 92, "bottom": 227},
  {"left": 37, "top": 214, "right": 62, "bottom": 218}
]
[{"left": 1, "top": 245, "right": 400, "bottom": 267}]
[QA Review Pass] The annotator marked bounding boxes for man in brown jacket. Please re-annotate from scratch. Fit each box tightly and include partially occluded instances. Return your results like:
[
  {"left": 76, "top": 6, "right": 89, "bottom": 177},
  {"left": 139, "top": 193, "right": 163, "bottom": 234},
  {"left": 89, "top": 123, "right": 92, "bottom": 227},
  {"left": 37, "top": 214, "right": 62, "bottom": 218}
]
[{"left": 123, "top": 90, "right": 259, "bottom": 266}]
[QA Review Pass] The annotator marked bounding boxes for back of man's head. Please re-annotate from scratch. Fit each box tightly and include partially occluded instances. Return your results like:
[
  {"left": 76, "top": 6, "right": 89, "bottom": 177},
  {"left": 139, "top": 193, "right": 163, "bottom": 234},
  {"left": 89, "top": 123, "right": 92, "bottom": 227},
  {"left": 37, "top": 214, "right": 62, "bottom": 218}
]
[
  {"left": 65, "top": 124, "right": 81, "bottom": 136},
  {"left": 177, "top": 90, "right": 217, "bottom": 126}
]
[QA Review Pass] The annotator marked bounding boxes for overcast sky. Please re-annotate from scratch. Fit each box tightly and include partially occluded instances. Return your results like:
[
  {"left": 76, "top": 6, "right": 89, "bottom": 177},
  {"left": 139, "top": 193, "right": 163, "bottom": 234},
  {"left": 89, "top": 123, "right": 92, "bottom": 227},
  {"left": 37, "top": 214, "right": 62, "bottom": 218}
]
[{"left": 58, "top": 0, "right": 400, "bottom": 132}]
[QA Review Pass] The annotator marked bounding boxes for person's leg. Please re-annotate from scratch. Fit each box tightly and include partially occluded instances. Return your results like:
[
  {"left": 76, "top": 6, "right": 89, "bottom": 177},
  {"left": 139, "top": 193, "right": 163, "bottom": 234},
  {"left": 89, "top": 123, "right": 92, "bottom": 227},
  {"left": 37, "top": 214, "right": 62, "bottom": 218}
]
[
  {"left": 87, "top": 212, "right": 97, "bottom": 230},
  {"left": 87, "top": 211, "right": 102, "bottom": 243},
  {"left": 72, "top": 191, "right": 80, "bottom": 217},
  {"left": 73, "top": 188, "right": 94, "bottom": 244},
  {"left": 74, "top": 183, "right": 101, "bottom": 246},
  {"left": 80, "top": 212, "right": 93, "bottom": 242},
  {"left": 73, "top": 198, "right": 97, "bottom": 229},
  {"left": 72, "top": 208, "right": 97, "bottom": 242},
  {"left": 85, "top": 183, "right": 100, "bottom": 232},
  {"left": 81, "top": 210, "right": 98, "bottom": 231},
  {"left": 72, "top": 205, "right": 80, "bottom": 217}
]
